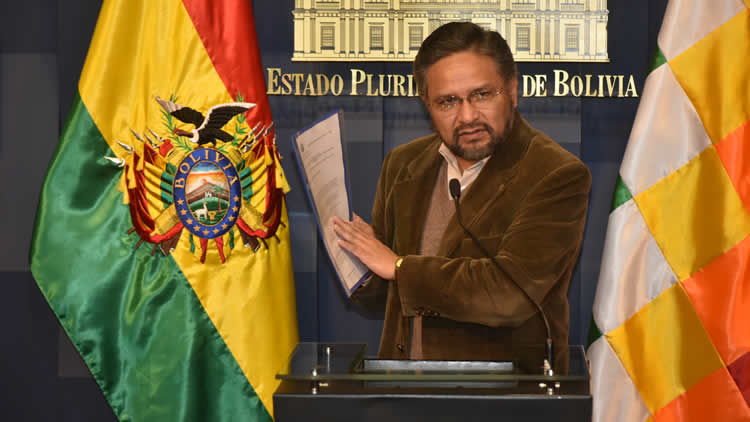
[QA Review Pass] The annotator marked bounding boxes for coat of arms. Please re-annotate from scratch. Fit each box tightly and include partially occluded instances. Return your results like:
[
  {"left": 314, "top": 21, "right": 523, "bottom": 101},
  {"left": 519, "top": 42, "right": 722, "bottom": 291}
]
[{"left": 106, "top": 95, "right": 286, "bottom": 263}]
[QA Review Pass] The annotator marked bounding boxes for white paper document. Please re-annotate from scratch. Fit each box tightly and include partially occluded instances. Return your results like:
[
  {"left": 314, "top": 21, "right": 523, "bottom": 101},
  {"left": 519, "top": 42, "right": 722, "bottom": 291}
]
[{"left": 291, "top": 110, "right": 370, "bottom": 296}]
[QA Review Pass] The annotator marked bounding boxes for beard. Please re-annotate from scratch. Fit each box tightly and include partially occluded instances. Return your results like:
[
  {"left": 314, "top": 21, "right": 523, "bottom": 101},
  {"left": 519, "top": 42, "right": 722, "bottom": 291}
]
[{"left": 444, "top": 110, "right": 515, "bottom": 162}]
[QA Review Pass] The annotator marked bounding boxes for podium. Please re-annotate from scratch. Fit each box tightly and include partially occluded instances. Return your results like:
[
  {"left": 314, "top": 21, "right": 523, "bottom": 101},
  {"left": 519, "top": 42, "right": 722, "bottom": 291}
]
[{"left": 273, "top": 343, "right": 591, "bottom": 422}]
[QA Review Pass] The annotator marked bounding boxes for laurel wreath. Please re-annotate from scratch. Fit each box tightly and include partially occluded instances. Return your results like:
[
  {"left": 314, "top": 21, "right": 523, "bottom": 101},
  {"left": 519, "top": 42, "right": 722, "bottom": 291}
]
[
  {"left": 161, "top": 93, "right": 193, "bottom": 152},
  {"left": 230, "top": 93, "right": 249, "bottom": 145},
  {"left": 214, "top": 93, "right": 250, "bottom": 155}
]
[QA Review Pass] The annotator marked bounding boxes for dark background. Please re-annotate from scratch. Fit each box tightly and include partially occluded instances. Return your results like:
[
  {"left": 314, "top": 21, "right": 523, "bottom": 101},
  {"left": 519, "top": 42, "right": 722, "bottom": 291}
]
[{"left": 0, "top": 0, "right": 668, "bottom": 420}]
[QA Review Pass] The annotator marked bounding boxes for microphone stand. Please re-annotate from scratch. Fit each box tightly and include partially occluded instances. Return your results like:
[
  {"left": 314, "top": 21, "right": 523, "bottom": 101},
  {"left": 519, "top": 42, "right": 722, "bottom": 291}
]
[{"left": 448, "top": 178, "right": 554, "bottom": 376}]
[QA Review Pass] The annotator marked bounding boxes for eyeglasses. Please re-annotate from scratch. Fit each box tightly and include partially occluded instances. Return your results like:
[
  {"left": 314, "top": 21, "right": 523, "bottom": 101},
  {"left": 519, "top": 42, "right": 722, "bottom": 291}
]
[{"left": 429, "top": 88, "right": 505, "bottom": 113}]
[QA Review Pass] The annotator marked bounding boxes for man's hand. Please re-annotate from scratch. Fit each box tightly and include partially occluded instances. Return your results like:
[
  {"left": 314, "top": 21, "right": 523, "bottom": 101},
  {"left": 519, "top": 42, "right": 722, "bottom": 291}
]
[{"left": 332, "top": 214, "right": 399, "bottom": 280}]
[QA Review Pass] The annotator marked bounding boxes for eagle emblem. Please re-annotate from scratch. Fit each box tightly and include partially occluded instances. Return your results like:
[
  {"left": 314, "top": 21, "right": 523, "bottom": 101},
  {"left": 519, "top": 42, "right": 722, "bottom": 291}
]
[{"left": 106, "top": 94, "right": 287, "bottom": 263}]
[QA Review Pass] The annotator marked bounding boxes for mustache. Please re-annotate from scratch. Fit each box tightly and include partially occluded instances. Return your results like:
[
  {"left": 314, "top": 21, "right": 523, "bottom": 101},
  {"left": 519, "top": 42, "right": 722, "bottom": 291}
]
[{"left": 453, "top": 122, "right": 492, "bottom": 139}]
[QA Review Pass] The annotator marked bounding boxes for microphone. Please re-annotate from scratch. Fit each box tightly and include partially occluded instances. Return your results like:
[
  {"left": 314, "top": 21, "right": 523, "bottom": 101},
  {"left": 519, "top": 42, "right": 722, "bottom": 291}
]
[{"left": 448, "top": 178, "right": 554, "bottom": 375}]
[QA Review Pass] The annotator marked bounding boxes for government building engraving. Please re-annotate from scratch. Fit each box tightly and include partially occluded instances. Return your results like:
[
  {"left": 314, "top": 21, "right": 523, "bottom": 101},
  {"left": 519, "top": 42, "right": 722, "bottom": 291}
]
[{"left": 292, "top": 0, "right": 608, "bottom": 62}]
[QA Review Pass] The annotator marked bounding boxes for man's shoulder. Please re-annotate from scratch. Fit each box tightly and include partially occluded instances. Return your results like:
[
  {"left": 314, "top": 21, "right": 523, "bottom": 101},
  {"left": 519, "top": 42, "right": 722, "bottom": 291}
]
[
  {"left": 384, "top": 133, "right": 441, "bottom": 167},
  {"left": 521, "top": 121, "right": 588, "bottom": 173}
]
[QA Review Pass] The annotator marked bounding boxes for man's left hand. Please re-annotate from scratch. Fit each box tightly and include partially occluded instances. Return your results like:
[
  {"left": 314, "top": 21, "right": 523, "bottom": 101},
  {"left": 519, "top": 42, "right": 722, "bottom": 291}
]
[{"left": 332, "top": 214, "right": 399, "bottom": 280}]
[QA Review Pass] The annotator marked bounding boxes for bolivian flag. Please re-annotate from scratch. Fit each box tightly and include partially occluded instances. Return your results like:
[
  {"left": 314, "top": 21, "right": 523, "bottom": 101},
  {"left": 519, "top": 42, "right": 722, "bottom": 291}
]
[
  {"left": 29, "top": 1, "right": 298, "bottom": 421},
  {"left": 588, "top": 1, "right": 750, "bottom": 421}
]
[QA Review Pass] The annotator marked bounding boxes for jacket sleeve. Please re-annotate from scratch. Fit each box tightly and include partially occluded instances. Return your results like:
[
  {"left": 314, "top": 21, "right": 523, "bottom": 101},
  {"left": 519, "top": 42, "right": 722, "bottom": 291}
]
[
  {"left": 350, "top": 149, "right": 395, "bottom": 312},
  {"left": 394, "top": 159, "right": 591, "bottom": 328}
]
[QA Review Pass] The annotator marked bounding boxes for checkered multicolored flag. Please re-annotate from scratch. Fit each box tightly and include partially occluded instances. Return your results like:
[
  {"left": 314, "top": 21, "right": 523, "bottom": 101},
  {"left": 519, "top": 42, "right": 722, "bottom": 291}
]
[{"left": 587, "top": 1, "right": 750, "bottom": 421}]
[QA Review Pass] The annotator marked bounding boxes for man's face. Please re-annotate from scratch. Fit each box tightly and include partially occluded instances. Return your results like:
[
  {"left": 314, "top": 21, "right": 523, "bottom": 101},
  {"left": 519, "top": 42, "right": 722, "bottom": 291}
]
[{"left": 422, "top": 51, "right": 518, "bottom": 170}]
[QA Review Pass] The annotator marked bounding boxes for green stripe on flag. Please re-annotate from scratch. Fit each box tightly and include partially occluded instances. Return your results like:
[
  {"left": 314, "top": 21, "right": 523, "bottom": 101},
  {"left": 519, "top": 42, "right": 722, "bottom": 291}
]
[
  {"left": 587, "top": 317, "right": 604, "bottom": 347},
  {"left": 30, "top": 94, "right": 272, "bottom": 422},
  {"left": 649, "top": 46, "right": 667, "bottom": 74},
  {"left": 611, "top": 175, "right": 633, "bottom": 211}
]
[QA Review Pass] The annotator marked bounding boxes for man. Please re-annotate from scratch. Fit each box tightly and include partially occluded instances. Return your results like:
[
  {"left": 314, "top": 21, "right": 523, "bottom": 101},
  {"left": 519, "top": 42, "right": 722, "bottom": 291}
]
[{"left": 333, "top": 22, "right": 590, "bottom": 369}]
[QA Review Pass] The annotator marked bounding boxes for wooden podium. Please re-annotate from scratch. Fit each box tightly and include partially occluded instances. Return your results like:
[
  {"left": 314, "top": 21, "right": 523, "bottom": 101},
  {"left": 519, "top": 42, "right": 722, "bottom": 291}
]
[{"left": 273, "top": 343, "right": 591, "bottom": 422}]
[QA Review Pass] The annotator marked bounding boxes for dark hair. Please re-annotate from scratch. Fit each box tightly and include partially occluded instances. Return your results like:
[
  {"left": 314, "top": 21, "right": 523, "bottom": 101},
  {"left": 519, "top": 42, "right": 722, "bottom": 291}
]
[{"left": 413, "top": 22, "right": 517, "bottom": 97}]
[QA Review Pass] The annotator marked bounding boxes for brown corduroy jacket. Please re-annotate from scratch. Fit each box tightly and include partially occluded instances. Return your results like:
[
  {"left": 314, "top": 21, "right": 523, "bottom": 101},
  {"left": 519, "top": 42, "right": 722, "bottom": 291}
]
[{"left": 353, "top": 111, "right": 591, "bottom": 371}]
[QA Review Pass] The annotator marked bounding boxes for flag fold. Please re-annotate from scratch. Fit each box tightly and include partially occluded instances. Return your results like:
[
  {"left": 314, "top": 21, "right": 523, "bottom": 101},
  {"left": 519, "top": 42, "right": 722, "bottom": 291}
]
[{"left": 30, "top": 1, "right": 298, "bottom": 421}]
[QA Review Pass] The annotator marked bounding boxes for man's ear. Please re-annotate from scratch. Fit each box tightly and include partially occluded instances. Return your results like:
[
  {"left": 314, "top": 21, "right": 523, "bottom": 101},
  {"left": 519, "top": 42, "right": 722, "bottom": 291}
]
[
  {"left": 420, "top": 94, "right": 430, "bottom": 110},
  {"left": 509, "top": 76, "right": 519, "bottom": 109}
]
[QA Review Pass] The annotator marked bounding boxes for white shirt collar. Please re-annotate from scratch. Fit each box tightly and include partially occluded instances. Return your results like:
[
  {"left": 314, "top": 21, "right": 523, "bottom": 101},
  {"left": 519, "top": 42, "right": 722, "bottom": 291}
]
[{"left": 438, "top": 142, "right": 491, "bottom": 199}]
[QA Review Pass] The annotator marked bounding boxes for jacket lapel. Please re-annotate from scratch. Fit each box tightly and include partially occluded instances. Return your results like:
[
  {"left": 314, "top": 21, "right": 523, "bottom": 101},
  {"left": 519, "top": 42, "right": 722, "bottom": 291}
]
[
  {"left": 391, "top": 136, "right": 443, "bottom": 255},
  {"left": 439, "top": 112, "right": 531, "bottom": 257}
]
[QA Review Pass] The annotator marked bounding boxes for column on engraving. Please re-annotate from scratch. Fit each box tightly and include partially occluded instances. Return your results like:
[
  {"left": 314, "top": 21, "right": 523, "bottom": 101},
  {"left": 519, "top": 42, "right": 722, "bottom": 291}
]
[
  {"left": 398, "top": 13, "right": 405, "bottom": 55},
  {"left": 294, "top": 11, "right": 303, "bottom": 54},
  {"left": 349, "top": 14, "right": 355, "bottom": 54},
  {"left": 389, "top": 15, "right": 395, "bottom": 56},
  {"left": 593, "top": 10, "right": 599, "bottom": 58},
  {"left": 505, "top": 15, "right": 511, "bottom": 52},
  {"left": 585, "top": 12, "right": 590, "bottom": 57},
  {"left": 544, "top": 17, "right": 550, "bottom": 57},
  {"left": 340, "top": 15, "right": 346, "bottom": 55},
  {"left": 359, "top": 12, "right": 364, "bottom": 54},
  {"left": 429, "top": 12, "right": 439, "bottom": 33},
  {"left": 535, "top": 16, "right": 541, "bottom": 57},
  {"left": 303, "top": 12, "right": 310, "bottom": 53},
  {"left": 554, "top": 16, "right": 560, "bottom": 57},
  {"left": 310, "top": 15, "right": 316, "bottom": 55}
]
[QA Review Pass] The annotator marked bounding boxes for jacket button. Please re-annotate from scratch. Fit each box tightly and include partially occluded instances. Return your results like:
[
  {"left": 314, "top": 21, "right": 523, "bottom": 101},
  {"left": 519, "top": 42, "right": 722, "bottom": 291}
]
[{"left": 397, "top": 344, "right": 405, "bottom": 352}]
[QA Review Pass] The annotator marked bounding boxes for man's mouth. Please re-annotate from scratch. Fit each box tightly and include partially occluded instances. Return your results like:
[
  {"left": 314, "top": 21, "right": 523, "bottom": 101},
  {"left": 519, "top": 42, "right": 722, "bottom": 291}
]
[
  {"left": 458, "top": 128, "right": 485, "bottom": 136},
  {"left": 455, "top": 124, "right": 490, "bottom": 139}
]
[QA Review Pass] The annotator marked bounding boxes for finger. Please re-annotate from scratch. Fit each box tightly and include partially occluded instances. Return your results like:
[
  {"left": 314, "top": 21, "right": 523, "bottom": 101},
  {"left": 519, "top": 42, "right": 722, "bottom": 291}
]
[
  {"left": 352, "top": 214, "right": 374, "bottom": 235},
  {"left": 332, "top": 219, "right": 351, "bottom": 238},
  {"left": 339, "top": 218, "right": 365, "bottom": 237},
  {"left": 337, "top": 238, "right": 355, "bottom": 253},
  {"left": 332, "top": 216, "right": 355, "bottom": 232},
  {"left": 334, "top": 221, "right": 367, "bottom": 246},
  {"left": 338, "top": 237, "right": 367, "bottom": 261}
]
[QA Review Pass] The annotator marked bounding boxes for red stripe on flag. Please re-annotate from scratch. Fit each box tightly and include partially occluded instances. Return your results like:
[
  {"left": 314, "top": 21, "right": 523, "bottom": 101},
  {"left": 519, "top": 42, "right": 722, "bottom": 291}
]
[{"left": 181, "top": 0, "right": 273, "bottom": 137}]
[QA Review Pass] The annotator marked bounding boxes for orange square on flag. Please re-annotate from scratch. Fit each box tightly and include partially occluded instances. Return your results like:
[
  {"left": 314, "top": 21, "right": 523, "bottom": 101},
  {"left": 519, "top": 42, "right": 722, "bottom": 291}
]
[
  {"left": 683, "top": 233, "right": 750, "bottom": 366},
  {"left": 607, "top": 283, "right": 723, "bottom": 414},
  {"left": 634, "top": 146, "right": 750, "bottom": 281},
  {"left": 652, "top": 366, "right": 750, "bottom": 422},
  {"left": 669, "top": 8, "right": 750, "bottom": 145},
  {"left": 716, "top": 121, "right": 750, "bottom": 215}
]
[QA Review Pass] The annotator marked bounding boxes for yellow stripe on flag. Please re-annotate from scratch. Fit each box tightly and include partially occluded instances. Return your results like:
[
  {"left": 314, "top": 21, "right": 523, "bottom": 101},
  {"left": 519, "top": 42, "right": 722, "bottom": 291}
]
[
  {"left": 172, "top": 207, "right": 298, "bottom": 415},
  {"left": 76, "top": 0, "right": 297, "bottom": 416},
  {"left": 670, "top": 9, "right": 750, "bottom": 144},
  {"left": 607, "top": 283, "right": 723, "bottom": 414},
  {"left": 634, "top": 146, "right": 750, "bottom": 281},
  {"left": 79, "top": 1, "right": 232, "bottom": 147}
]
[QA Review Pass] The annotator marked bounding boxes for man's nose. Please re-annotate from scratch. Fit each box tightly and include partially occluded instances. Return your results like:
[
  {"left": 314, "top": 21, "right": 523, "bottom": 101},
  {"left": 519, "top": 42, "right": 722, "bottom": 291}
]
[{"left": 455, "top": 99, "right": 480, "bottom": 123}]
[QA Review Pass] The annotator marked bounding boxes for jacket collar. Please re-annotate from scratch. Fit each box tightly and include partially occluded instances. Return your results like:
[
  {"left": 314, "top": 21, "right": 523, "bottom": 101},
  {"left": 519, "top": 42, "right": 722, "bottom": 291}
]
[
  {"left": 439, "top": 110, "right": 531, "bottom": 256},
  {"left": 391, "top": 110, "right": 532, "bottom": 257}
]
